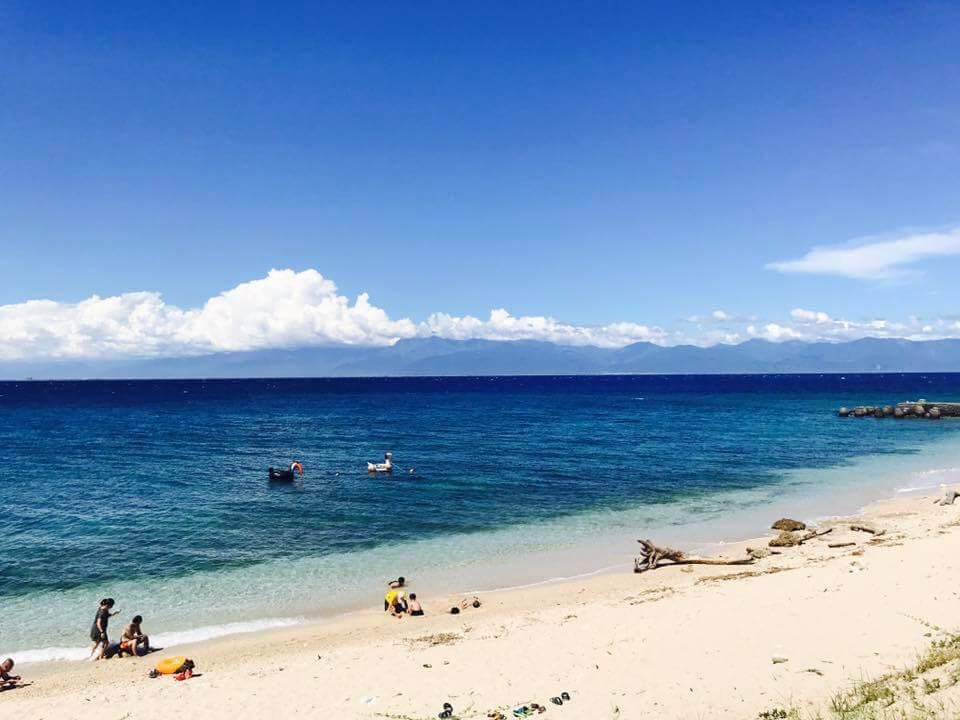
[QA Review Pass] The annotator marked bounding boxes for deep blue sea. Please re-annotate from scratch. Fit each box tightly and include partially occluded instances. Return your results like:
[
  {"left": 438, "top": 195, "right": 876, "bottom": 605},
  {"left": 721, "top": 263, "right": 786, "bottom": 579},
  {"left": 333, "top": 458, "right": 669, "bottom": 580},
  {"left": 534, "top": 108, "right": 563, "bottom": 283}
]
[{"left": 4, "top": 374, "right": 960, "bottom": 661}]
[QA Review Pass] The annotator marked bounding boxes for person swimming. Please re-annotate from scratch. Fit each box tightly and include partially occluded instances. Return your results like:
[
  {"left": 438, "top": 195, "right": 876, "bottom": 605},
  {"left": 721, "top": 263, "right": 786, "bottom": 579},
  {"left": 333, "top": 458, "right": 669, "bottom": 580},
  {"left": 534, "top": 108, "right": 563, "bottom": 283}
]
[
  {"left": 119, "top": 615, "right": 150, "bottom": 656},
  {"left": 406, "top": 593, "right": 424, "bottom": 617},
  {"left": 388, "top": 576, "right": 406, "bottom": 589},
  {"left": 89, "top": 598, "right": 119, "bottom": 660}
]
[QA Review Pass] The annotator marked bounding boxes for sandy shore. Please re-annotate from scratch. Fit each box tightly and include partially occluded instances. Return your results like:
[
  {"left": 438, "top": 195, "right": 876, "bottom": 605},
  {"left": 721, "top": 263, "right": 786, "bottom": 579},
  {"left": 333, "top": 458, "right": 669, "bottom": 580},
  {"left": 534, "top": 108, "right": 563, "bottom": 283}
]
[{"left": 9, "top": 489, "right": 960, "bottom": 719}]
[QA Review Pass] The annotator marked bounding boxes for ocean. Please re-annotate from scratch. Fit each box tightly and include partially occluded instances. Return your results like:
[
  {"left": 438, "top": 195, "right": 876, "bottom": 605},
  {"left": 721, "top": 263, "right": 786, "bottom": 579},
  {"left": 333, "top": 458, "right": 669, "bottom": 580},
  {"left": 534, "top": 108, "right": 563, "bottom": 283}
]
[{"left": 3, "top": 374, "right": 960, "bottom": 662}]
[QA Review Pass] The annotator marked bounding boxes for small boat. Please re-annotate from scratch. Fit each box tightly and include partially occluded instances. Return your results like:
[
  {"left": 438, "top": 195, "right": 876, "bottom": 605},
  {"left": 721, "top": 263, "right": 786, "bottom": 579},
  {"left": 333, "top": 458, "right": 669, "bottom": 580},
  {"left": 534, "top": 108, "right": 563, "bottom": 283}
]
[
  {"left": 367, "top": 452, "right": 393, "bottom": 473},
  {"left": 268, "top": 461, "right": 304, "bottom": 482}
]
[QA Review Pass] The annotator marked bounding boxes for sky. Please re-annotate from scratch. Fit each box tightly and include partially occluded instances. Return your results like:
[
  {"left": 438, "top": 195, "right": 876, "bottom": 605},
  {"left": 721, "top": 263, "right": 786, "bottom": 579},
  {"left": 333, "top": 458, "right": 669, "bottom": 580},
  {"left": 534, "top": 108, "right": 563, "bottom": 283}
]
[{"left": 1, "top": 1, "right": 959, "bottom": 360}]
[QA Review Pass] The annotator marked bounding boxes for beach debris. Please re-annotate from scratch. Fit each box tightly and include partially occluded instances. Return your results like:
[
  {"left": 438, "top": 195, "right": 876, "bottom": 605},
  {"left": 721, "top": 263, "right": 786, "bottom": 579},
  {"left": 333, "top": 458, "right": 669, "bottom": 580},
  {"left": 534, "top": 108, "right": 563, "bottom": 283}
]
[
  {"left": 802, "top": 668, "right": 824, "bottom": 676},
  {"left": 850, "top": 523, "right": 885, "bottom": 536},
  {"left": 771, "top": 518, "right": 806, "bottom": 532},
  {"left": 769, "top": 527, "right": 833, "bottom": 548},
  {"left": 771, "top": 655, "right": 789, "bottom": 664},
  {"left": 769, "top": 531, "right": 800, "bottom": 547},
  {"left": 439, "top": 701, "right": 454, "bottom": 718},
  {"left": 746, "top": 547, "right": 781, "bottom": 559},
  {"left": 828, "top": 542, "right": 857, "bottom": 548},
  {"left": 634, "top": 539, "right": 756, "bottom": 573},
  {"left": 936, "top": 489, "right": 960, "bottom": 506}
]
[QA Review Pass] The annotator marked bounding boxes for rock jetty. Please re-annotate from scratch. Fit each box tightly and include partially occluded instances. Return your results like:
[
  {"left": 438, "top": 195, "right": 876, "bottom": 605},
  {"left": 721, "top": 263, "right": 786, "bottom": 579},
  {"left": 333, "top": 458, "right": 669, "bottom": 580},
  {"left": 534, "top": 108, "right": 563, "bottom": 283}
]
[{"left": 837, "top": 400, "right": 960, "bottom": 420}]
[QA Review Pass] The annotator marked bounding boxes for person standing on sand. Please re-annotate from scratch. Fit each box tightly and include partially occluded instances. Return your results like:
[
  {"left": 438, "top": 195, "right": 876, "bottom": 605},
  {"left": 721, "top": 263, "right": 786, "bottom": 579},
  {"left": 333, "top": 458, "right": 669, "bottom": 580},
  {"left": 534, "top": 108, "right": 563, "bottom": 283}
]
[
  {"left": 119, "top": 614, "right": 150, "bottom": 656},
  {"left": 89, "top": 598, "right": 119, "bottom": 660}
]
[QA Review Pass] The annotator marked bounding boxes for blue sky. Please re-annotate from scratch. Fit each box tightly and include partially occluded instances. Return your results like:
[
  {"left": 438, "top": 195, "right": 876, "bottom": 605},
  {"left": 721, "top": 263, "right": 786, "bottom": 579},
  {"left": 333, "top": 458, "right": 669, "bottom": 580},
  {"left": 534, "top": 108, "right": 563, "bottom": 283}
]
[{"left": 1, "top": 2, "right": 959, "bottom": 359}]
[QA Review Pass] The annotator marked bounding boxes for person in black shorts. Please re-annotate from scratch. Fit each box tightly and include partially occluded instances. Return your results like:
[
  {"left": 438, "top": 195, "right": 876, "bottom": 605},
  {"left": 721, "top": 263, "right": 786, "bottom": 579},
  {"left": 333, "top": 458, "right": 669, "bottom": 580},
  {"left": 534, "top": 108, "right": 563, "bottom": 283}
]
[{"left": 89, "top": 598, "right": 119, "bottom": 660}]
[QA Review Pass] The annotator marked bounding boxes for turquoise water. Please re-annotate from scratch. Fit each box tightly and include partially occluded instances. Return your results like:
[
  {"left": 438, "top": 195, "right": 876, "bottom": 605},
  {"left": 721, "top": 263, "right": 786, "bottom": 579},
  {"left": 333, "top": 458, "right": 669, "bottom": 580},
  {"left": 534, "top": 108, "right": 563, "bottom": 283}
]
[{"left": 3, "top": 374, "right": 960, "bottom": 661}]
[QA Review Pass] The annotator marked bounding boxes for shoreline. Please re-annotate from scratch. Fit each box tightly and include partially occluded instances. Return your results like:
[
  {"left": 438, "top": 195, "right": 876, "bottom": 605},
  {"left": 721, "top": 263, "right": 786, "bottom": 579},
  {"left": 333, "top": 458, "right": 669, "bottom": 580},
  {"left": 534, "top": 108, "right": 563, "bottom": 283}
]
[
  {"left": 11, "top": 449, "right": 960, "bottom": 669},
  {"left": 11, "top": 484, "right": 960, "bottom": 718}
]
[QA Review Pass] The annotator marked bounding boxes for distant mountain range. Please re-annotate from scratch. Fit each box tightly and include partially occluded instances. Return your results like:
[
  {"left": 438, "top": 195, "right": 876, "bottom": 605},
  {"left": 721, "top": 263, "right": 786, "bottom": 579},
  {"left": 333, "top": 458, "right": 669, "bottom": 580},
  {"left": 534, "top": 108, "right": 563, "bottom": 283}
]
[{"left": 4, "top": 337, "right": 960, "bottom": 379}]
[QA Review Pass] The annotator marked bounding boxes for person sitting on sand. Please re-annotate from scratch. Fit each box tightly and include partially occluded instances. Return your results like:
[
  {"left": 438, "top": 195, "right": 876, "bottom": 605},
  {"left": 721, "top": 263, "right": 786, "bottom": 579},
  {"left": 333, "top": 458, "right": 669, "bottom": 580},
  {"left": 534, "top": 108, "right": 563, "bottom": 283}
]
[
  {"left": 406, "top": 593, "right": 424, "bottom": 617},
  {"left": 459, "top": 596, "right": 481, "bottom": 610},
  {"left": 89, "top": 598, "right": 120, "bottom": 660},
  {"left": 119, "top": 615, "right": 150, "bottom": 656},
  {"left": 0, "top": 658, "right": 21, "bottom": 690},
  {"left": 384, "top": 589, "right": 407, "bottom": 618},
  {"left": 388, "top": 576, "right": 406, "bottom": 589}
]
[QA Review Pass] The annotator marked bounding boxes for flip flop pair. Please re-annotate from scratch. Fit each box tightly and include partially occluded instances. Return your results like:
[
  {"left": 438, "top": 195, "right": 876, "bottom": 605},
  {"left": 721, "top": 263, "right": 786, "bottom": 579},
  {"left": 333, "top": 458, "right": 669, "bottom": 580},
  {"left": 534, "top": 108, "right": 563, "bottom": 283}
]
[
  {"left": 550, "top": 692, "right": 571, "bottom": 705},
  {"left": 439, "top": 702, "right": 454, "bottom": 718}
]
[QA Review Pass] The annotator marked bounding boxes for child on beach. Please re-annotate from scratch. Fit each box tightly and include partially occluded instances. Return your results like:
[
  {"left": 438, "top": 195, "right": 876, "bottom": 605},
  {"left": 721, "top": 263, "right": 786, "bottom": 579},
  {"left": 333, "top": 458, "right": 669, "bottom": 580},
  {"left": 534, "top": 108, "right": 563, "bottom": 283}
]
[
  {"left": 0, "top": 658, "right": 21, "bottom": 690},
  {"left": 388, "top": 576, "right": 405, "bottom": 589},
  {"left": 119, "top": 615, "right": 150, "bottom": 656},
  {"left": 89, "top": 598, "right": 119, "bottom": 660},
  {"left": 406, "top": 593, "right": 424, "bottom": 617}
]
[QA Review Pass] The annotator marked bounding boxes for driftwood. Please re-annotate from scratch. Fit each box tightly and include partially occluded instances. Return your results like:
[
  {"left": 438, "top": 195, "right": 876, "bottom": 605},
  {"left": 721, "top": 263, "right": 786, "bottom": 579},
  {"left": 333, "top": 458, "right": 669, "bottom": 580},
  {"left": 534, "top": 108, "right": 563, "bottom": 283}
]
[
  {"left": 799, "top": 527, "right": 833, "bottom": 543},
  {"left": 936, "top": 490, "right": 960, "bottom": 506},
  {"left": 828, "top": 542, "right": 856, "bottom": 548},
  {"left": 850, "top": 523, "right": 885, "bottom": 536},
  {"left": 769, "top": 527, "right": 833, "bottom": 548},
  {"left": 634, "top": 539, "right": 756, "bottom": 573}
]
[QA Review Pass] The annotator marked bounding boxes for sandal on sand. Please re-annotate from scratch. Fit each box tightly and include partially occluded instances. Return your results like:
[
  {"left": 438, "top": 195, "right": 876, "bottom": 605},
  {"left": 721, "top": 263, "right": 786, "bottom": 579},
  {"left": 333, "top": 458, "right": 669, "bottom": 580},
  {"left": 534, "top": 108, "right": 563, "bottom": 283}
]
[
  {"left": 513, "top": 707, "right": 531, "bottom": 717},
  {"left": 550, "top": 697, "right": 563, "bottom": 706},
  {"left": 529, "top": 704, "right": 545, "bottom": 714},
  {"left": 561, "top": 692, "right": 571, "bottom": 701},
  {"left": 439, "top": 703, "right": 454, "bottom": 719}
]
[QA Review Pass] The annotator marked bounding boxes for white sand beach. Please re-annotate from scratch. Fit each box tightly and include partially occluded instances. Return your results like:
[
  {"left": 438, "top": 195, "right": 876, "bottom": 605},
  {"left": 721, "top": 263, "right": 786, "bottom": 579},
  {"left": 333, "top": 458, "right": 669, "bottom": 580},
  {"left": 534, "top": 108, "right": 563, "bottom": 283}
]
[{"left": 8, "top": 490, "right": 960, "bottom": 720}]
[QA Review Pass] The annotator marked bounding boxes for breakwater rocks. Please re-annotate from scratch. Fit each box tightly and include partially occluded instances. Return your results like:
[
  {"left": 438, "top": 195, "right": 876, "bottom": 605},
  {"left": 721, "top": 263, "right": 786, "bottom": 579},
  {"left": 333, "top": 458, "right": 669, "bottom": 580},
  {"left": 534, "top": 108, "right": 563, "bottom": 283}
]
[{"left": 837, "top": 400, "right": 960, "bottom": 420}]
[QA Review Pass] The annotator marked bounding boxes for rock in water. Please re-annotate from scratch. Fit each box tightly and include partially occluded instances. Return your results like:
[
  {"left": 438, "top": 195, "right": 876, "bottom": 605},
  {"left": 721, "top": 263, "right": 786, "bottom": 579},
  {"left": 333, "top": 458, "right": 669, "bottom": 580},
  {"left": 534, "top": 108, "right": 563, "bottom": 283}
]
[
  {"left": 772, "top": 518, "right": 806, "bottom": 532},
  {"left": 883, "top": 405, "right": 894, "bottom": 416},
  {"left": 930, "top": 407, "right": 941, "bottom": 419},
  {"left": 914, "top": 404, "right": 925, "bottom": 416},
  {"left": 769, "top": 531, "right": 800, "bottom": 547},
  {"left": 838, "top": 407, "right": 850, "bottom": 417}
]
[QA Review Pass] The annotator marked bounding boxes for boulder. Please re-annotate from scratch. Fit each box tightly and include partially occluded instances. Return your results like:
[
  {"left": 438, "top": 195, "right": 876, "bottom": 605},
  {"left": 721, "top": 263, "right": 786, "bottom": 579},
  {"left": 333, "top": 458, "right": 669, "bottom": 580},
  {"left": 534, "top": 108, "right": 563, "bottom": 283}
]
[
  {"left": 769, "top": 531, "right": 800, "bottom": 548},
  {"left": 930, "top": 407, "right": 941, "bottom": 419},
  {"left": 883, "top": 406, "right": 894, "bottom": 416},
  {"left": 772, "top": 518, "right": 806, "bottom": 532},
  {"left": 893, "top": 407, "right": 904, "bottom": 418},
  {"left": 838, "top": 407, "right": 850, "bottom": 417},
  {"left": 914, "top": 404, "right": 926, "bottom": 416},
  {"left": 874, "top": 408, "right": 884, "bottom": 418}
]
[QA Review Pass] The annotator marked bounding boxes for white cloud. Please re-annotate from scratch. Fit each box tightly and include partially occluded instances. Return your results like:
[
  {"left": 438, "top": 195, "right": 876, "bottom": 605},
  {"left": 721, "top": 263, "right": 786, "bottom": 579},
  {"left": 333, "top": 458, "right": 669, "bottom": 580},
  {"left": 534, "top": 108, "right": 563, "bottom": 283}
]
[
  {"left": 0, "top": 270, "right": 418, "bottom": 361},
  {"left": 424, "top": 309, "right": 664, "bottom": 348},
  {"left": 4, "top": 268, "right": 960, "bottom": 362},
  {"left": 0, "top": 269, "right": 666, "bottom": 361},
  {"left": 767, "top": 226, "right": 960, "bottom": 280}
]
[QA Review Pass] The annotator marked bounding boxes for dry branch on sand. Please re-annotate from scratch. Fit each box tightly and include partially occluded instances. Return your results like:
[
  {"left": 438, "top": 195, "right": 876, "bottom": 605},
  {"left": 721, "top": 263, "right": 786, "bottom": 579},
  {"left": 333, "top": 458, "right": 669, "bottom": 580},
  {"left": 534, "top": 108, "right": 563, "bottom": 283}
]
[
  {"left": 634, "top": 539, "right": 756, "bottom": 573},
  {"left": 768, "top": 527, "right": 833, "bottom": 547},
  {"left": 850, "top": 523, "right": 886, "bottom": 536}
]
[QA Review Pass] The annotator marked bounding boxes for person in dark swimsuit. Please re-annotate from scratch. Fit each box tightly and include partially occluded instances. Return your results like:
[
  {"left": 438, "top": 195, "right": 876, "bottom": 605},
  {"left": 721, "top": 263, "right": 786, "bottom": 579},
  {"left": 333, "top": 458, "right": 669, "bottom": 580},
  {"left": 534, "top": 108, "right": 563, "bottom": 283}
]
[
  {"left": 406, "top": 593, "right": 424, "bottom": 617},
  {"left": 89, "top": 598, "right": 119, "bottom": 660}
]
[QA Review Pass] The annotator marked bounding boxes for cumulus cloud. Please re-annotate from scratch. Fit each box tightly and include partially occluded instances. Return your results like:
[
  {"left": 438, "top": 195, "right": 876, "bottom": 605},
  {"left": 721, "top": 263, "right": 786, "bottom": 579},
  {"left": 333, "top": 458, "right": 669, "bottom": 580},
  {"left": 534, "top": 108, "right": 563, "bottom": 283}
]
[
  {"left": 767, "top": 226, "right": 960, "bottom": 280},
  {"left": 5, "top": 269, "right": 960, "bottom": 362},
  {"left": 0, "top": 270, "right": 419, "bottom": 361},
  {"left": 424, "top": 309, "right": 664, "bottom": 348},
  {"left": 0, "top": 269, "right": 666, "bottom": 361}
]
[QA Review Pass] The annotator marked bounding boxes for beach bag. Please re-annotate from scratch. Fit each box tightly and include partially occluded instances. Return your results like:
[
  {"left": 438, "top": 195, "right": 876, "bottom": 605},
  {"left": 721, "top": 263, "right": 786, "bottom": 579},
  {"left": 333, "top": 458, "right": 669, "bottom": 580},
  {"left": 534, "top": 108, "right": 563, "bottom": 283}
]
[{"left": 155, "top": 656, "right": 195, "bottom": 675}]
